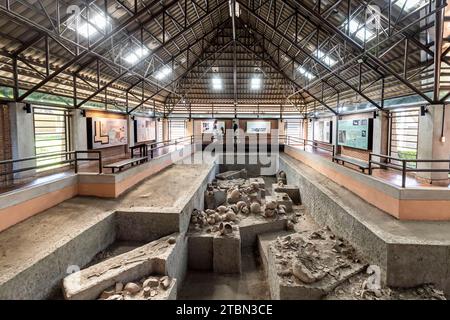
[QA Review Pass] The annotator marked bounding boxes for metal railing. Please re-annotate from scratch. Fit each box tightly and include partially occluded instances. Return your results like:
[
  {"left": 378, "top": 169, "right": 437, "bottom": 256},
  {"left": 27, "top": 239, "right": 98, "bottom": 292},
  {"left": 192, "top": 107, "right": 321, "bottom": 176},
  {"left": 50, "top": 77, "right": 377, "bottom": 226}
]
[
  {"left": 0, "top": 150, "right": 103, "bottom": 176},
  {"left": 284, "top": 136, "right": 335, "bottom": 156},
  {"left": 369, "top": 153, "right": 450, "bottom": 188},
  {"left": 130, "top": 135, "right": 195, "bottom": 160}
]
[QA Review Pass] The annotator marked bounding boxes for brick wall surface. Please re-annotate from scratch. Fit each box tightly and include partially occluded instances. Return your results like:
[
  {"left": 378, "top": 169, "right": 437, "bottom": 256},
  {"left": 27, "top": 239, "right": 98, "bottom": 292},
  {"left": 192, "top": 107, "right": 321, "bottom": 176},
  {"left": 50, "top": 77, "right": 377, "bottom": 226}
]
[{"left": 341, "top": 146, "right": 370, "bottom": 161}]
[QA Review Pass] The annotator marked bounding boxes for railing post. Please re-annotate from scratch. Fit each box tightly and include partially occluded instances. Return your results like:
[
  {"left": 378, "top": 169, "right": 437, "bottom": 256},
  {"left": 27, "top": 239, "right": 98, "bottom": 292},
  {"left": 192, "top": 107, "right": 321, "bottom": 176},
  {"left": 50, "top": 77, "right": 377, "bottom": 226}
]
[
  {"left": 74, "top": 152, "right": 78, "bottom": 174},
  {"left": 98, "top": 151, "right": 103, "bottom": 174},
  {"left": 402, "top": 160, "right": 406, "bottom": 188},
  {"left": 368, "top": 153, "right": 372, "bottom": 175}
]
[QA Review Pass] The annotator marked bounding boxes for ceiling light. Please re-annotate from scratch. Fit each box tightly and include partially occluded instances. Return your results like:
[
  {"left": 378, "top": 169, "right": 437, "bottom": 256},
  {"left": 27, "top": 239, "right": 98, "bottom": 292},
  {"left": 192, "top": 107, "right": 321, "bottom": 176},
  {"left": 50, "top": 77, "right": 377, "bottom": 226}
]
[
  {"left": 212, "top": 77, "right": 222, "bottom": 90},
  {"left": 124, "top": 47, "right": 150, "bottom": 65},
  {"left": 69, "top": 13, "right": 109, "bottom": 39},
  {"left": 315, "top": 49, "right": 337, "bottom": 67},
  {"left": 394, "top": 0, "right": 423, "bottom": 11},
  {"left": 298, "top": 66, "right": 315, "bottom": 80},
  {"left": 346, "top": 19, "right": 375, "bottom": 43},
  {"left": 250, "top": 77, "right": 262, "bottom": 90},
  {"left": 154, "top": 66, "right": 172, "bottom": 80}
]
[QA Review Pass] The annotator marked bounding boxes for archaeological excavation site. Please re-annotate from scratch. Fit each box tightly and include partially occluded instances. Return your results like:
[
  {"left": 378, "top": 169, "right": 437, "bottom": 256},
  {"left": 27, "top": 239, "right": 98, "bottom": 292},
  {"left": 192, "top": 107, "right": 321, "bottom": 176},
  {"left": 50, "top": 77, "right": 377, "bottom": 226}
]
[{"left": 1, "top": 0, "right": 450, "bottom": 308}]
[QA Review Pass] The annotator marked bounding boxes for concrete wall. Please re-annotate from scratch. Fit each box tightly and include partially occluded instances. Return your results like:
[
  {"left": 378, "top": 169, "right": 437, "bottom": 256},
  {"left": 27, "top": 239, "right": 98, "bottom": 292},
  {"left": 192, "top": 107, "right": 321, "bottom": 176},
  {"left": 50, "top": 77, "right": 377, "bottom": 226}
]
[
  {"left": 71, "top": 110, "right": 87, "bottom": 151},
  {"left": 8, "top": 102, "right": 35, "bottom": 178},
  {"left": 417, "top": 104, "right": 450, "bottom": 184}
]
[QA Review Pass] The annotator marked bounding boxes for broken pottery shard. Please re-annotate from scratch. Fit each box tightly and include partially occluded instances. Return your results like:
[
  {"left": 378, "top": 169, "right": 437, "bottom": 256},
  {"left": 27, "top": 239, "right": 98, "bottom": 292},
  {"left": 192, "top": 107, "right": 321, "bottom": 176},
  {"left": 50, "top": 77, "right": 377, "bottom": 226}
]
[
  {"left": 160, "top": 276, "right": 170, "bottom": 290},
  {"left": 292, "top": 260, "right": 318, "bottom": 284},
  {"left": 143, "top": 277, "right": 159, "bottom": 288},
  {"left": 99, "top": 289, "right": 115, "bottom": 299}
]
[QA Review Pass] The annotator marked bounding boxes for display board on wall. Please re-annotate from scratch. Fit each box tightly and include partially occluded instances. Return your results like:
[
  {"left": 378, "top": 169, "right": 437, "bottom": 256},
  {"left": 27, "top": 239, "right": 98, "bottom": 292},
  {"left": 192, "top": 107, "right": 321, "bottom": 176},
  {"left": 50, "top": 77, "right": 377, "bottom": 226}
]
[
  {"left": 201, "top": 120, "right": 226, "bottom": 133},
  {"left": 87, "top": 117, "right": 128, "bottom": 149},
  {"left": 246, "top": 121, "right": 271, "bottom": 134},
  {"left": 135, "top": 117, "right": 156, "bottom": 143},
  {"left": 314, "top": 120, "right": 332, "bottom": 143},
  {"left": 337, "top": 119, "right": 372, "bottom": 150}
]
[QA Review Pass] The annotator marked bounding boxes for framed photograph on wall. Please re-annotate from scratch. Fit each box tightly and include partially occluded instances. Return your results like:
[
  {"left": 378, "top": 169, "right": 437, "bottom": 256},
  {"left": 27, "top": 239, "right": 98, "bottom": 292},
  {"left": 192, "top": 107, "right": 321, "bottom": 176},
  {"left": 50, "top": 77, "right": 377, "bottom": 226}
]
[
  {"left": 87, "top": 117, "right": 128, "bottom": 149},
  {"left": 246, "top": 121, "right": 271, "bottom": 134},
  {"left": 201, "top": 120, "right": 225, "bottom": 133},
  {"left": 135, "top": 117, "right": 156, "bottom": 143}
]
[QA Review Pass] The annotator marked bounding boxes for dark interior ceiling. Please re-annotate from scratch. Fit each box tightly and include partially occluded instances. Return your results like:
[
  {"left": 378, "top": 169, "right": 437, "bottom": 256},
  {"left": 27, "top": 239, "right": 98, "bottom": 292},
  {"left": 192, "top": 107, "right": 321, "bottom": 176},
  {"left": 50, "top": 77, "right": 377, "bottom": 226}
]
[{"left": 0, "top": 0, "right": 447, "bottom": 117}]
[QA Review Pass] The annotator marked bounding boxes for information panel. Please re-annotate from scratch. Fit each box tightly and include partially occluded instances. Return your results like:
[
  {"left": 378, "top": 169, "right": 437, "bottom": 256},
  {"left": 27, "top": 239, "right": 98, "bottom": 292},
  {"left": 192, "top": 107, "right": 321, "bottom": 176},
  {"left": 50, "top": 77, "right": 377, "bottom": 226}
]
[
  {"left": 87, "top": 117, "right": 128, "bottom": 149},
  {"left": 246, "top": 121, "right": 271, "bottom": 134},
  {"left": 135, "top": 117, "right": 156, "bottom": 143},
  {"left": 337, "top": 119, "right": 371, "bottom": 150}
]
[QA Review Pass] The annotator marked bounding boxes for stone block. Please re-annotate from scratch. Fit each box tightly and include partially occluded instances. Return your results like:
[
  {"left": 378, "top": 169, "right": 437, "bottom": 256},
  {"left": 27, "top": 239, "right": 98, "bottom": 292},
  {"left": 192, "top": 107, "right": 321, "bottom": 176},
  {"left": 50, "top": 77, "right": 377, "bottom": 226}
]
[
  {"left": 188, "top": 232, "right": 214, "bottom": 271},
  {"left": 213, "top": 230, "right": 241, "bottom": 274},
  {"left": 272, "top": 184, "right": 301, "bottom": 204},
  {"left": 267, "top": 193, "right": 293, "bottom": 212}
]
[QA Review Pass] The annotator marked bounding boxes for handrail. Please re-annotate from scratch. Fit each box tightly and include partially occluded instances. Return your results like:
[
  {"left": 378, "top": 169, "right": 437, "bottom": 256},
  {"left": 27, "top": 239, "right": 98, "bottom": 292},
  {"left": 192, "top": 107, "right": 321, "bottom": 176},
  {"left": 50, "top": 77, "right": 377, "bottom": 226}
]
[
  {"left": 130, "top": 135, "right": 196, "bottom": 159},
  {"left": 0, "top": 150, "right": 103, "bottom": 176},
  {"left": 369, "top": 153, "right": 450, "bottom": 188},
  {"left": 284, "top": 135, "right": 335, "bottom": 157}
]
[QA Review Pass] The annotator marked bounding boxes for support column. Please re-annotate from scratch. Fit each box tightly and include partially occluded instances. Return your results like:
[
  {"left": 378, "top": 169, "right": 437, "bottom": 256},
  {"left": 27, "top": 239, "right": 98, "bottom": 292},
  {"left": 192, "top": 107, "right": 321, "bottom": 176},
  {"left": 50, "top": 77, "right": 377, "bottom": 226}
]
[
  {"left": 71, "top": 110, "right": 87, "bottom": 151},
  {"left": 417, "top": 104, "right": 450, "bottom": 185},
  {"left": 163, "top": 118, "right": 170, "bottom": 141},
  {"left": 8, "top": 102, "right": 35, "bottom": 178},
  {"left": 127, "top": 115, "right": 135, "bottom": 148},
  {"left": 372, "top": 111, "right": 389, "bottom": 157}
]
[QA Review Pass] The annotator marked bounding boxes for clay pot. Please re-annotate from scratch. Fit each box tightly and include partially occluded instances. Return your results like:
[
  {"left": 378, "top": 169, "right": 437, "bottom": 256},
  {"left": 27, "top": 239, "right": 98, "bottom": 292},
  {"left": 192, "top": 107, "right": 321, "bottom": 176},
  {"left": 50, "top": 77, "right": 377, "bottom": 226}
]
[
  {"left": 230, "top": 189, "right": 240, "bottom": 198},
  {"left": 236, "top": 201, "right": 246, "bottom": 211},
  {"left": 124, "top": 282, "right": 141, "bottom": 294},
  {"left": 241, "top": 206, "right": 249, "bottom": 215},
  {"left": 230, "top": 204, "right": 238, "bottom": 213},
  {"left": 207, "top": 216, "right": 216, "bottom": 225},
  {"left": 266, "top": 200, "right": 277, "bottom": 210},
  {"left": 206, "top": 209, "right": 216, "bottom": 215},
  {"left": 217, "top": 206, "right": 227, "bottom": 214},
  {"left": 219, "top": 222, "right": 233, "bottom": 235},
  {"left": 225, "top": 211, "right": 237, "bottom": 222},
  {"left": 191, "top": 216, "right": 198, "bottom": 224},
  {"left": 264, "top": 208, "right": 275, "bottom": 218},
  {"left": 167, "top": 237, "right": 176, "bottom": 244},
  {"left": 250, "top": 202, "right": 261, "bottom": 214}
]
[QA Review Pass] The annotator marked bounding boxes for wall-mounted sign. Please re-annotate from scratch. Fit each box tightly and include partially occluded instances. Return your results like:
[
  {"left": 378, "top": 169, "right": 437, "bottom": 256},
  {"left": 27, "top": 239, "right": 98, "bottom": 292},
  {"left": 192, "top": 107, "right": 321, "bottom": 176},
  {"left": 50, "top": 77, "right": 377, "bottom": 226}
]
[
  {"left": 337, "top": 119, "right": 372, "bottom": 150},
  {"left": 87, "top": 117, "right": 128, "bottom": 149},
  {"left": 135, "top": 117, "right": 156, "bottom": 143},
  {"left": 246, "top": 121, "right": 271, "bottom": 134},
  {"left": 201, "top": 120, "right": 226, "bottom": 133}
]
